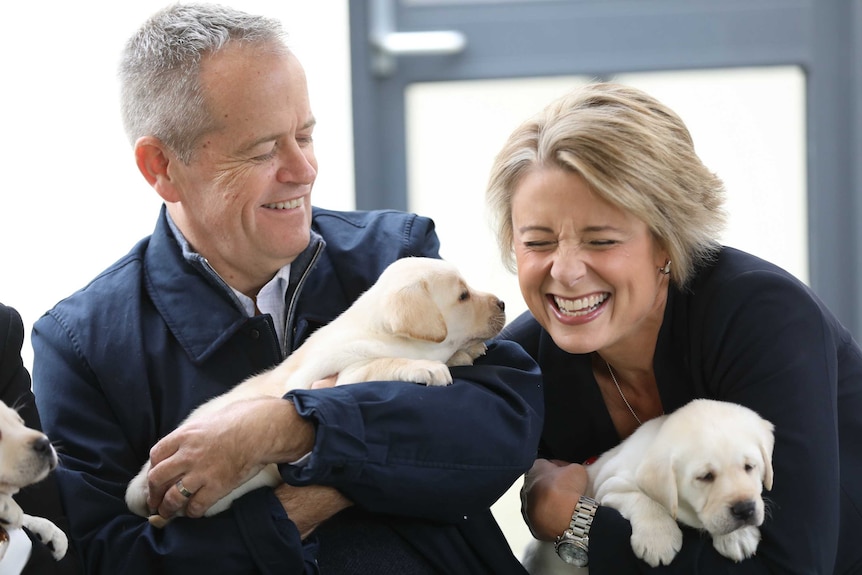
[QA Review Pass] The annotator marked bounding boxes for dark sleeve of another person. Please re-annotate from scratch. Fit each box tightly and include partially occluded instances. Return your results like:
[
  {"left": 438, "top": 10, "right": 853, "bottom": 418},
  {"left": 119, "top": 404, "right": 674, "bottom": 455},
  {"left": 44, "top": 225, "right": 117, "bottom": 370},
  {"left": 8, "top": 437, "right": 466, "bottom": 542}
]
[{"left": 0, "top": 303, "right": 81, "bottom": 575}]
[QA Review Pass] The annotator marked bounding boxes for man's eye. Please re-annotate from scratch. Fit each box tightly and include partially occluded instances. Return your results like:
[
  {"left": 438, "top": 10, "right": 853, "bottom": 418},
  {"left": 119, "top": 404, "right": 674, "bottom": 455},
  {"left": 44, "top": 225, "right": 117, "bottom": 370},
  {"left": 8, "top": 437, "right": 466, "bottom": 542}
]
[
  {"left": 252, "top": 148, "right": 277, "bottom": 162},
  {"left": 250, "top": 141, "right": 279, "bottom": 162}
]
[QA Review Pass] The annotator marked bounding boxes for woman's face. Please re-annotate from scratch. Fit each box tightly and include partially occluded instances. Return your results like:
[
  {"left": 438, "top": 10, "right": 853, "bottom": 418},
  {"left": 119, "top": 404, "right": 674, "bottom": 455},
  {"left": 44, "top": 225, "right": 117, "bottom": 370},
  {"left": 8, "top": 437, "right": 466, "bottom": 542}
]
[{"left": 511, "top": 166, "right": 670, "bottom": 355}]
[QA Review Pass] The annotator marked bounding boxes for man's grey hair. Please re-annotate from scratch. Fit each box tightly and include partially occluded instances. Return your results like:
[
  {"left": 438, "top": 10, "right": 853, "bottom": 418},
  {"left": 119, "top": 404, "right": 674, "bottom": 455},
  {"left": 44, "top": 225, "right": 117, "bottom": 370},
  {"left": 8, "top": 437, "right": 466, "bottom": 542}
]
[{"left": 119, "top": 2, "right": 288, "bottom": 163}]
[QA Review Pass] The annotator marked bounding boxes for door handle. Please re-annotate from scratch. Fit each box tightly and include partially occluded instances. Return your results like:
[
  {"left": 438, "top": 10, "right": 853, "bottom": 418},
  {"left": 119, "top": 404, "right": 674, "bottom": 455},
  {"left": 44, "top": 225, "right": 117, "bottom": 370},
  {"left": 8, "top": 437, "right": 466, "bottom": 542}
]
[{"left": 369, "top": 0, "right": 467, "bottom": 76}]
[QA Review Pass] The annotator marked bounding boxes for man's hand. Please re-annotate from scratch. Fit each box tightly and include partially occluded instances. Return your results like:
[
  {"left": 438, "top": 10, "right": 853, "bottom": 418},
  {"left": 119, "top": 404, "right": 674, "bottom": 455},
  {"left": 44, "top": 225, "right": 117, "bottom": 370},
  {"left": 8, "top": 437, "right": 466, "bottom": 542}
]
[
  {"left": 521, "top": 458, "right": 589, "bottom": 540},
  {"left": 146, "top": 396, "right": 315, "bottom": 519},
  {"left": 275, "top": 483, "right": 353, "bottom": 539}
]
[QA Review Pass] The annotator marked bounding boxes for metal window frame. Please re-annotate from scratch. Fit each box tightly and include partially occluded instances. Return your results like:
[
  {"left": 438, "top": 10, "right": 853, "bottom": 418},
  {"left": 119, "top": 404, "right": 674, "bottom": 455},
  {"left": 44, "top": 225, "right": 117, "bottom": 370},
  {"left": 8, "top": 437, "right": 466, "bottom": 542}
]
[{"left": 349, "top": 0, "right": 862, "bottom": 337}]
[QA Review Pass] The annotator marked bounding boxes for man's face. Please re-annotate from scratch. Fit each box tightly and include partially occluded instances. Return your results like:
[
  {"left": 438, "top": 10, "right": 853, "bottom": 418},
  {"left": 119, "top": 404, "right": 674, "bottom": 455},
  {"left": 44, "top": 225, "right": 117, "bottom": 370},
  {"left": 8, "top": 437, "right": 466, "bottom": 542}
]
[{"left": 166, "top": 43, "right": 317, "bottom": 296}]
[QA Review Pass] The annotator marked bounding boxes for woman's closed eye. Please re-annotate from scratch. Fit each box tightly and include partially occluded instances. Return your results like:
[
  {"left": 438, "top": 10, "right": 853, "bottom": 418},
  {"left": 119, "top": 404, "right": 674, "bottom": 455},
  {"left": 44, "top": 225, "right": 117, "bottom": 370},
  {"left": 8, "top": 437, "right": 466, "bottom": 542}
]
[
  {"left": 586, "top": 238, "right": 619, "bottom": 248},
  {"left": 522, "top": 239, "right": 557, "bottom": 249}
]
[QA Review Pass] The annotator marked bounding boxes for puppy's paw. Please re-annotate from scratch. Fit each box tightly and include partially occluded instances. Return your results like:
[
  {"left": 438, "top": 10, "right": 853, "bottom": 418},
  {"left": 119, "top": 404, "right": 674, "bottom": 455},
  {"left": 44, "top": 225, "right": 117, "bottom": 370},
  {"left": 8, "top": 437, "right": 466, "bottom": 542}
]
[
  {"left": 23, "top": 515, "right": 68, "bottom": 560},
  {"left": 712, "top": 526, "right": 761, "bottom": 562},
  {"left": 446, "top": 342, "right": 487, "bottom": 367},
  {"left": 630, "top": 515, "right": 683, "bottom": 567},
  {"left": 148, "top": 514, "right": 171, "bottom": 529},
  {"left": 0, "top": 494, "right": 23, "bottom": 529},
  {"left": 125, "top": 462, "right": 152, "bottom": 517},
  {"left": 399, "top": 359, "right": 453, "bottom": 386}
]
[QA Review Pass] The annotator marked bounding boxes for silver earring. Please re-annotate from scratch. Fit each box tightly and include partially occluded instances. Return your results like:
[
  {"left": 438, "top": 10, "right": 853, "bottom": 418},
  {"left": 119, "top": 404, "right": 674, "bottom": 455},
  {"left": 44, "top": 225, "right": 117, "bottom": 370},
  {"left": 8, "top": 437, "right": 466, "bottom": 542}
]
[{"left": 660, "top": 260, "right": 671, "bottom": 275}]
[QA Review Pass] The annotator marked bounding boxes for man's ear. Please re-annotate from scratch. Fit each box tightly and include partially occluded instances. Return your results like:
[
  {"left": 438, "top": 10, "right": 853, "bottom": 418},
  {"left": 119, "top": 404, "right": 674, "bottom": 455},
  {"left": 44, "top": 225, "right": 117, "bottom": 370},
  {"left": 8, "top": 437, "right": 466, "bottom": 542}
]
[{"left": 134, "top": 136, "right": 181, "bottom": 203}]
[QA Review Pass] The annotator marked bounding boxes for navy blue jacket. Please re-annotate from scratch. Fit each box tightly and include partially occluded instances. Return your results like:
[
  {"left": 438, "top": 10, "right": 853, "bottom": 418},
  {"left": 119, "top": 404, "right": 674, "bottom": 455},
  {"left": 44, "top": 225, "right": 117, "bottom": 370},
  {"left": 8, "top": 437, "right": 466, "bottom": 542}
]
[
  {"left": 32, "top": 206, "right": 543, "bottom": 574},
  {"left": 503, "top": 247, "right": 862, "bottom": 574}
]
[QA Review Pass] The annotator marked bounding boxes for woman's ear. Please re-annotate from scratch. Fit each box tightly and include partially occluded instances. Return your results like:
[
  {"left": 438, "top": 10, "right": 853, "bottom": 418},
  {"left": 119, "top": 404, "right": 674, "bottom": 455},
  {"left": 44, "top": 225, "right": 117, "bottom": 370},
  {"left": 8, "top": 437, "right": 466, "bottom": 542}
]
[{"left": 134, "top": 136, "right": 181, "bottom": 202}]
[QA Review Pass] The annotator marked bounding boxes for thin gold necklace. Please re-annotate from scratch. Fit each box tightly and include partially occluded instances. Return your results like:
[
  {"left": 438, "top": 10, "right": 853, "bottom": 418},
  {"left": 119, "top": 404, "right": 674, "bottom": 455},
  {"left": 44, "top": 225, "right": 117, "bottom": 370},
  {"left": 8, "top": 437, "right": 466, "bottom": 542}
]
[{"left": 604, "top": 360, "right": 643, "bottom": 425}]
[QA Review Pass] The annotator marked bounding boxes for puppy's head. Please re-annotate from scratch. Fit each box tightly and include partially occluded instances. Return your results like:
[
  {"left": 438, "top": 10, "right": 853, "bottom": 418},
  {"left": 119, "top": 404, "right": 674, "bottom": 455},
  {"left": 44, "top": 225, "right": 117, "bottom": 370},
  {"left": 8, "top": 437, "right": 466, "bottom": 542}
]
[
  {"left": 636, "top": 399, "right": 774, "bottom": 537},
  {"left": 0, "top": 402, "right": 58, "bottom": 495},
  {"left": 377, "top": 257, "right": 506, "bottom": 345}
]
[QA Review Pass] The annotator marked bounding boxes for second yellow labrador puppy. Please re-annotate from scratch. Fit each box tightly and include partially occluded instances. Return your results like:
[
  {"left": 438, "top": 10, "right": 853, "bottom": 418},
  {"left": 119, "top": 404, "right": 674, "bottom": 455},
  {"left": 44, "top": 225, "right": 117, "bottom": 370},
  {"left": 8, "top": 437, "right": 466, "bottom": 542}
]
[
  {"left": 588, "top": 399, "right": 775, "bottom": 567},
  {"left": 523, "top": 399, "right": 774, "bottom": 574}
]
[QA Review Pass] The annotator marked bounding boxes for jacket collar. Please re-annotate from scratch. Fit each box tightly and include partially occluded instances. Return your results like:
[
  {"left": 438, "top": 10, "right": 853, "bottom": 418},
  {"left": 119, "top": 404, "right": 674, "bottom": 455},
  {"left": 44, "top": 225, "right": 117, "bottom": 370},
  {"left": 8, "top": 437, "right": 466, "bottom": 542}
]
[{"left": 143, "top": 205, "right": 324, "bottom": 364}]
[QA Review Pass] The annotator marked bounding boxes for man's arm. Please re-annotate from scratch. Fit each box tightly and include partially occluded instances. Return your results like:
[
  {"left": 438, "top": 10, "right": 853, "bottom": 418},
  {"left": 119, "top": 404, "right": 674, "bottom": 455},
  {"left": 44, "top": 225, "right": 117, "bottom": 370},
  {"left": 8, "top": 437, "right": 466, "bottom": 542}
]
[
  {"left": 32, "top": 311, "right": 315, "bottom": 575},
  {"left": 283, "top": 339, "right": 544, "bottom": 522},
  {"left": 138, "top": 339, "right": 542, "bottom": 527}
]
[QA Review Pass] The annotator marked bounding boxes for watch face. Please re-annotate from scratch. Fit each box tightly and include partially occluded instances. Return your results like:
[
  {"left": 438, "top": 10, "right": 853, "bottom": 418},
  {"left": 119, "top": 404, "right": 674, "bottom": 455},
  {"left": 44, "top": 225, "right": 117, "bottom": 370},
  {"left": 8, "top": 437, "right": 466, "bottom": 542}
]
[{"left": 556, "top": 540, "right": 589, "bottom": 567}]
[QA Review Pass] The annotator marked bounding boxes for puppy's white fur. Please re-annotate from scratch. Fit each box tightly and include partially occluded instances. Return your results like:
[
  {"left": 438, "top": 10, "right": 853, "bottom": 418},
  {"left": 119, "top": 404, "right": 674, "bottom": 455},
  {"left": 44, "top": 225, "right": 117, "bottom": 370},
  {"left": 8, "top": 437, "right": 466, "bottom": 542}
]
[
  {"left": 523, "top": 399, "right": 774, "bottom": 573},
  {"left": 126, "top": 257, "right": 506, "bottom": 522},
  {"left": 0, "top": 401, "right": 68, "bottom": 561}
]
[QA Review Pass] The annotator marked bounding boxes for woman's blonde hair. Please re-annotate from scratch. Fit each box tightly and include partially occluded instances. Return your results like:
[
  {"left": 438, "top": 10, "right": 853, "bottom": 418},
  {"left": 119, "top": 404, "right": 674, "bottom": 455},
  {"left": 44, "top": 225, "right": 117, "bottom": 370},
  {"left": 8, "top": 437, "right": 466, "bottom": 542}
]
[{"left": 486, "top": 82, "right": 726, "bottom": 288}]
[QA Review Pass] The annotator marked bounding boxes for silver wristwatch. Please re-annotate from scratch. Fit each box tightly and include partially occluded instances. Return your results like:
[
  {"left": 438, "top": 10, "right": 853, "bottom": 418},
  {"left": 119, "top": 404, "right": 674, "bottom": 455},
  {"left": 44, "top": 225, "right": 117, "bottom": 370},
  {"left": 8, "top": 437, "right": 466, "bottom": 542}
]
[{"left": 554, "top": 495, "right": 599, "bottom": 567}]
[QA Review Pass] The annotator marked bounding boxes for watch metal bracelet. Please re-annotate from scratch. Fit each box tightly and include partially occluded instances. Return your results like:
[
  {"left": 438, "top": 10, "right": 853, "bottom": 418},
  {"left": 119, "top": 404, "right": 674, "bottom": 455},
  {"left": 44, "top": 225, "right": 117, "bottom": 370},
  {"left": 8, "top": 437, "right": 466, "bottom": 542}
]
[
  {"left": 567, "top": 495, "right": 598, "bottom": 537},
  {"left": 554, "top": 495, "right": 599, "bottom": 566}
]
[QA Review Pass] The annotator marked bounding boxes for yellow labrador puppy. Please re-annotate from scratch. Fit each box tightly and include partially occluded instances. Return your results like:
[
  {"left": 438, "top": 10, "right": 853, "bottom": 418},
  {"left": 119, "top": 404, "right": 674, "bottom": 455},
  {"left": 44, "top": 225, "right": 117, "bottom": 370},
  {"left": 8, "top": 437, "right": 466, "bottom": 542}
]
[
  {"left": 0, "top": 401, "right": 68, "bottom": 561},
  {"left": 126, "top": 257, "right": 506, "bottom": 522},
  {"left": 523, "top": 399, "right": 774, "bottom": 573}
]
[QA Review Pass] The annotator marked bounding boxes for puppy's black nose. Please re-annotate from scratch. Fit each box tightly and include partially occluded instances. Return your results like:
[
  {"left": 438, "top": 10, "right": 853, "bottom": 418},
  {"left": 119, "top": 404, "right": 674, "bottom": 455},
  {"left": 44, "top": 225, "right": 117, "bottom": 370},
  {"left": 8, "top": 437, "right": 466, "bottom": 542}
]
[
  {"left": 496, "top": 299, "right": 505, "bottom": 311},
  {"left": 730, "top": 500, "right": 756, "bottom": 521},
  {"left": 32, "top": 436, "right": 53, "bottom": 457}
]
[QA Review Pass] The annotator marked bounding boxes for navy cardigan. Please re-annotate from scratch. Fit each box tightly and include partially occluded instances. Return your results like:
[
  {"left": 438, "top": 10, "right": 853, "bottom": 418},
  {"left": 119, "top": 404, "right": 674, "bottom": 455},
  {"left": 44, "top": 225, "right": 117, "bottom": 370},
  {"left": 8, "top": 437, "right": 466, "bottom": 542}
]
[{"left": 503, "top": 247, "right": 862, "bottom": 574}]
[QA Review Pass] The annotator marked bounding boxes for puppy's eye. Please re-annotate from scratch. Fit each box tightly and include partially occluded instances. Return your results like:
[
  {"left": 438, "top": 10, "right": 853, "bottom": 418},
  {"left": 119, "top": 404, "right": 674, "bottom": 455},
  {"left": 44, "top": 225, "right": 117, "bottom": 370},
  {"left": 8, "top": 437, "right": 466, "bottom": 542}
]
[
  {"left": 744, "top": 463, "right": 755, "bottom": 473},
  {"left": 697, "top": 472, "right": 715, "bottom": 483},
  {"left": 459, "top": 291, "right": 470, "bottom": 302}
]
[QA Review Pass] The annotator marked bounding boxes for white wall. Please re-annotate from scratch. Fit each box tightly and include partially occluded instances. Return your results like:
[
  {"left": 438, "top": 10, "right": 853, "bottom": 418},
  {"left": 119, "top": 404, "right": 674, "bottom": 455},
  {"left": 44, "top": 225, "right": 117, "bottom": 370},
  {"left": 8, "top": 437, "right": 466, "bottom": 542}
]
[{"left": 1, "top": 1, "right": 355, "bottom": 369}]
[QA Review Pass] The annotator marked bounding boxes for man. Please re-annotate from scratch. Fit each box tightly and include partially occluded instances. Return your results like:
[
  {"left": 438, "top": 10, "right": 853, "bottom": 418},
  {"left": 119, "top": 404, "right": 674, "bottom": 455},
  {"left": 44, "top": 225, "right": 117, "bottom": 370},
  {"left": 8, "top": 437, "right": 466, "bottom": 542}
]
[{"left": 31, "top": 4, "right": 542, "bottom": 574}]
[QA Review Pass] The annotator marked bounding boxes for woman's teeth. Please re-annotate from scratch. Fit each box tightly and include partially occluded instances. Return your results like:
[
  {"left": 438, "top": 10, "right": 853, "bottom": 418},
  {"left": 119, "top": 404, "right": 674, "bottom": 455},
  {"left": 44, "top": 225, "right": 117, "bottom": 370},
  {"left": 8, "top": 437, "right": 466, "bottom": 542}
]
[{"left": 554, "top": 293, "right": 608, "bottom": 316}]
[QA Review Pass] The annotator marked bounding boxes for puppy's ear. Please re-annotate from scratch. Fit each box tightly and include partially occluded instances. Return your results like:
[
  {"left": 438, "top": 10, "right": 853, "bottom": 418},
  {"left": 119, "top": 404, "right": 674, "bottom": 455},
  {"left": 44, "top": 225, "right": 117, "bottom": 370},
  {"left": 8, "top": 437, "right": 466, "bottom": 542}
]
[
  {"left": 758, "top": 419, "right": 776, "bottom": 491},
  {"left": 382, "top": 281, "right": 448, "bottom": 343},
  {"left": 636, "top": 454, "right": 679, "bottom": 519}
]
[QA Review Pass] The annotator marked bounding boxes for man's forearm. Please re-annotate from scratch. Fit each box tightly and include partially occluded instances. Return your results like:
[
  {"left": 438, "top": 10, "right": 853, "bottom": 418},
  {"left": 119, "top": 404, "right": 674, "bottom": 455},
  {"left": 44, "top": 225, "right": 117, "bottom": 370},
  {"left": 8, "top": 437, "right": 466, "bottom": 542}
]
[{"left": 275, "top": 483, "right": 353, "bottom": 539}]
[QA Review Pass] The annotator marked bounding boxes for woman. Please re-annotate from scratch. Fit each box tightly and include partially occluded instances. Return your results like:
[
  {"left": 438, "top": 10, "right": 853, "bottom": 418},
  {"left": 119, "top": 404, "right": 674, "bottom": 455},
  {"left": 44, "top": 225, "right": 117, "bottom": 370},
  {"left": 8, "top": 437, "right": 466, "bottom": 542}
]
[
  {"left": 487, "top": 83, "right": 862, "bottom": 573},
  {"left": 0, "top": 303, "right": 79, "bottom": 575}
]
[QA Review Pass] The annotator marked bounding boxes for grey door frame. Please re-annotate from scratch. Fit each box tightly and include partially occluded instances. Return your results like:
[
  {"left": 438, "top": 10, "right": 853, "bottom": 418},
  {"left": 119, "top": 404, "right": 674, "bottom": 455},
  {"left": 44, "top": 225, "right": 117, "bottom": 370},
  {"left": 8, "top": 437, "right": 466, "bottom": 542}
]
[{"left": 349, "top": 0, "right": 862, "bottom": 338}]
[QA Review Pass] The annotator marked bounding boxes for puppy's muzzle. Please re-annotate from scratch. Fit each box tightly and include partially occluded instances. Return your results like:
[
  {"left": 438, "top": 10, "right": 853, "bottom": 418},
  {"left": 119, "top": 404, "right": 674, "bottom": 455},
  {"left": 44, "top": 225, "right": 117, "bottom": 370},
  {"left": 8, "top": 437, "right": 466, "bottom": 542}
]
[
  {"left": 31, "top": 436, "right": 58, "bottom": 471},
  {"left": 730, "top": 499, "right": 758, "bottom": 525},
  {"left": 489, "top": 298, "right": 506, "bottom": 332}
]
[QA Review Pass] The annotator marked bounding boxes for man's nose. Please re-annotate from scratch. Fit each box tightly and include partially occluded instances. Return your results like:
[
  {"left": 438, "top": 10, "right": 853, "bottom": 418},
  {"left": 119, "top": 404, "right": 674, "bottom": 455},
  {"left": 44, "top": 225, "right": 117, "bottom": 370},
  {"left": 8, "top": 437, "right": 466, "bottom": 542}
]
[{"left": 276, "top": 144, "right": 317, "bottom": 185}]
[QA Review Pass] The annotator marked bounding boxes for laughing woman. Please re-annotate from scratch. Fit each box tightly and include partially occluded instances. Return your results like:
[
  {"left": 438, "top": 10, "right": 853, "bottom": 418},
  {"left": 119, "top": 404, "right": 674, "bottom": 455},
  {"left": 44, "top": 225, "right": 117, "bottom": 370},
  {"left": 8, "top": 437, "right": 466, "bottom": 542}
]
[{"left": 488, "top": 83, "right": 862, "bottom": 573}]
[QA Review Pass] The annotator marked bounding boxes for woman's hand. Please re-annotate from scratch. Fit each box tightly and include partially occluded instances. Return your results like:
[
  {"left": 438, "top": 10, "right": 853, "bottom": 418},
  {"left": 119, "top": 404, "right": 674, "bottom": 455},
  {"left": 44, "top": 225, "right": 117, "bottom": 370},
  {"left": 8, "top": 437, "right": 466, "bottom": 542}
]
[{"left": 521, "top": 458, "right": 589, "bottom": 540}]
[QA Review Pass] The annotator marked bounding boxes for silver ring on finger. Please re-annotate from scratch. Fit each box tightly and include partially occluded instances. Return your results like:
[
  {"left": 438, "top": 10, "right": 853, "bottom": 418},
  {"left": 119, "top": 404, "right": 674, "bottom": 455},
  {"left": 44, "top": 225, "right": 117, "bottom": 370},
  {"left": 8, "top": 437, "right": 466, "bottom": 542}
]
[{"left": 176, "top": 479, "right": 194, "bottom": 499}]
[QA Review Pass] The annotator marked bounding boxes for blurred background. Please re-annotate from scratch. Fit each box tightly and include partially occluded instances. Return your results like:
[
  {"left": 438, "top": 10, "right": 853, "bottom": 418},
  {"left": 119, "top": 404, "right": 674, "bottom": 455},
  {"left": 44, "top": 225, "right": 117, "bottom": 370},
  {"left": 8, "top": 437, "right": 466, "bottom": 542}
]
[{"left": 2, "top": 0, "right": 859, "bottom": 563}]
